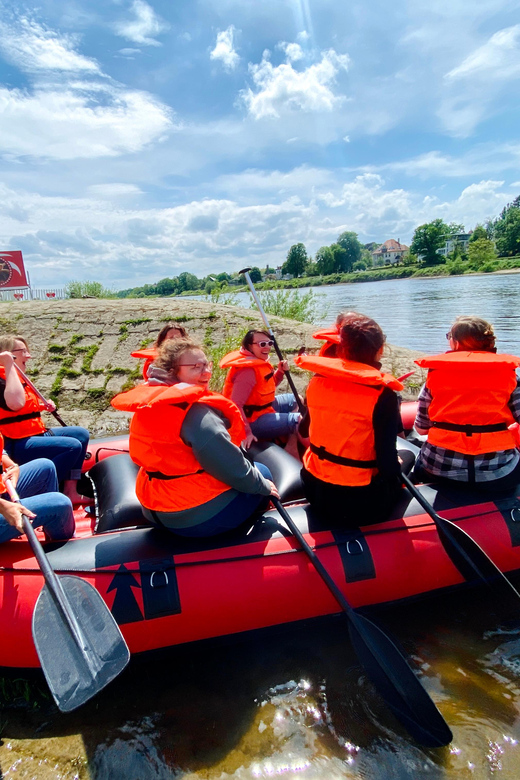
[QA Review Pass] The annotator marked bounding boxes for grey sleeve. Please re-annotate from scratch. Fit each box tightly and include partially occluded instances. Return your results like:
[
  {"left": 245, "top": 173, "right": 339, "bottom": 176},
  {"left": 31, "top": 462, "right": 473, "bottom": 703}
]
[{"left": 181, "top": 404, "right": 272, "bottom": 495}]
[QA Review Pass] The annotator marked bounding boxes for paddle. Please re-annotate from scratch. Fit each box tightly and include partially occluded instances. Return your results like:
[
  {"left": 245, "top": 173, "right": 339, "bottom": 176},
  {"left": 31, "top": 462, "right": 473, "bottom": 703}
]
[
  {"left": 239, "top": 267, "right": 306, "bottom": 415},
  {"left": 4, "top": 478, "right": 130, "bottom": 711},
  {"left": 13, "top": 362, "right": 67, "bottom": 427},
  {"left": 272, "top": 497, "right": 452, "bottom": 747},
  {"left": 401, "top": 472, "right": 520, "bottom": 601}
]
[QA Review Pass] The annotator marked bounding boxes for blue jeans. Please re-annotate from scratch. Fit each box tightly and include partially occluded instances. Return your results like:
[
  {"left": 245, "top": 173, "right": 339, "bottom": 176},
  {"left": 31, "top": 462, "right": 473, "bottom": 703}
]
[
  {"left": 164, "top": 463, "right": 273, "bottom": 538},
  {"left": 250, "top": 394, "right": 300, "bottom": 440},
  {"left": 5, "top": 426, "right": 90, "bottom": 482},
  {"left": 0, "top": 458, "right": 75, "bottom": 543}
]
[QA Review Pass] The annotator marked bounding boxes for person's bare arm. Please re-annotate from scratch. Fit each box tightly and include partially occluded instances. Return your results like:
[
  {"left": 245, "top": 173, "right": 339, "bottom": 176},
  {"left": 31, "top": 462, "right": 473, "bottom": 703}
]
[{"left": 0, "top": 353, "right": 26, "bottom": 411}]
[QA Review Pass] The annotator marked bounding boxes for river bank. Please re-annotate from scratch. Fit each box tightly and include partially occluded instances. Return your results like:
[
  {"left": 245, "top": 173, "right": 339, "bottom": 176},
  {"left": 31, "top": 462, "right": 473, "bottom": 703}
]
[{"left": 0, "top": 299, "right": 425, "bottom": 435}]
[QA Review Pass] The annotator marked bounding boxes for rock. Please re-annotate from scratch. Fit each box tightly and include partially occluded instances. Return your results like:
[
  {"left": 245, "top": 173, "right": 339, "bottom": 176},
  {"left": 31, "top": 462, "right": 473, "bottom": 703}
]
[{"left": 0, "top": 298, "right": 426, "bottom": 435}]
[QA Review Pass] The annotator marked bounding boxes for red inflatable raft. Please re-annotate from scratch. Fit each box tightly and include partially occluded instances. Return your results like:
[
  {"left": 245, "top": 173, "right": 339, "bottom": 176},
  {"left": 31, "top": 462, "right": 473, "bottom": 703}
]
[{"left": 1, "top": 438, "right": 520, "bottom": 669}]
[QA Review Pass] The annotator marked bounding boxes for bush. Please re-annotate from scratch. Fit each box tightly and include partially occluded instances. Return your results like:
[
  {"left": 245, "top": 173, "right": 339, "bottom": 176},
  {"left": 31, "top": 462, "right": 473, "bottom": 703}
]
[{"left": 250, "top": 288, "right": 323, "bottom": 323}]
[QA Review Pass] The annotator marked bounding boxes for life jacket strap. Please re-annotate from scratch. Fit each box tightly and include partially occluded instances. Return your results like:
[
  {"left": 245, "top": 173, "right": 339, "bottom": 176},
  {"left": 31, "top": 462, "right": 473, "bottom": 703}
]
[
  {"left": 146, "top": 469, "right": 204, "bottom": 481},
  {"left": 431, "top": 421, "right": 509, "bottom": 437},
  {"left": 309, "top": 442, "right": 377, "bottom": 469},
  {"left": 243, "top": 402, "right": 273, "bottom": 418},
  {"left": 0, "top": 411, "right": 42, "bottom": 426}
]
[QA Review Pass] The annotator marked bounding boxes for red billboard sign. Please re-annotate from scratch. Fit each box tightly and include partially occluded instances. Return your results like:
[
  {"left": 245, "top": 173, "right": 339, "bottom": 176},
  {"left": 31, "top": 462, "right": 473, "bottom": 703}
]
[{"left": 0, "top": 251, "right": 29, "bottom": 289}]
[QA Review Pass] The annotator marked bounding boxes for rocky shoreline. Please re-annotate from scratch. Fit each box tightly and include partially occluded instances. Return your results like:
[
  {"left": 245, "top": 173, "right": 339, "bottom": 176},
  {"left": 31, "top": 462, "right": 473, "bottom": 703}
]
[{"left": 0, "top": 298, "right": 426, "bottom": 436}]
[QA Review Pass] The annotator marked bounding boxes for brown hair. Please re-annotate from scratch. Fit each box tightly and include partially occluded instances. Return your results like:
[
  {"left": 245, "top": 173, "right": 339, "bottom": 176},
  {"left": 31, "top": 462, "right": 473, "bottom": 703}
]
[
  {"left": 154, "top": 338, "right": 203, "bottom": 376},
  {"left": 339, "top": 313, "right": 386, "bottom": 368},
  {"left": 154, "top": 322, "right": 188, "bottom": 348},
  {"left": 449, "top": 315, "right": 496, "bottom": 352},
  {"left": 242, "top": 329, "right": 271, "bottom": 351},
  {"left": 0, "top": 334, "right": 29, "bottom": 353}
]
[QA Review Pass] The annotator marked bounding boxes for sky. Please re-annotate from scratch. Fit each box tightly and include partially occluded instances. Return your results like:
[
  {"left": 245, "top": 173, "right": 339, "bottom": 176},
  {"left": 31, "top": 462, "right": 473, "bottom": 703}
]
[{"left": 0, "top": 0, "right": 519, "bottom": 290}]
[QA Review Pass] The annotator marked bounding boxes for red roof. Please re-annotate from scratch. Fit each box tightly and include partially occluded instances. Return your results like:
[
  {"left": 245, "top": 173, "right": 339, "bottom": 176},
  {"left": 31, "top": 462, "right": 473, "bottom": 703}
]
[{"left": 373, "top": 239, "right": 409, "bottom": 254}]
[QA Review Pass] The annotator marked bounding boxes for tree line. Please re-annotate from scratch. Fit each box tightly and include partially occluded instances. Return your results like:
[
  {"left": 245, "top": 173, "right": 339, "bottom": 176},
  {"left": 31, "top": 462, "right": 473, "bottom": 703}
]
[{"left": 65, "top": 195, "right": 520, "bottom": 298}]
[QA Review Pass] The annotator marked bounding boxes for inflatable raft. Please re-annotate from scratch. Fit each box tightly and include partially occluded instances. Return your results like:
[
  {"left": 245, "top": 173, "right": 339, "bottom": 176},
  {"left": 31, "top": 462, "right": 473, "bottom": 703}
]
[{"left": 1, "top": 437, "right": 520, "bottom": 669}]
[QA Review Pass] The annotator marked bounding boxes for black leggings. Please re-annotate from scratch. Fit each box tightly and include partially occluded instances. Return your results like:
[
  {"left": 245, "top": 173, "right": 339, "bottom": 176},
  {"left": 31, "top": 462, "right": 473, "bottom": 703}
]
[{"left": 301, "top": 467, "right": 402, "bottom": 529}]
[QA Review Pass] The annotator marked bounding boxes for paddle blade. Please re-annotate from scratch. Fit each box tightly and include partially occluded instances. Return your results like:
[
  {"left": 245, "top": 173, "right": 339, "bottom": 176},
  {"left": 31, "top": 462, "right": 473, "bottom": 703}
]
[
  {"left": 434, "top": 516, "right": 520, "bottom": 600},
  {"left": 32, "top": 575, "right": 130, "bottom": 712},
  {"left": 348, "top": 611, "right": 452, "bottom": 748}
]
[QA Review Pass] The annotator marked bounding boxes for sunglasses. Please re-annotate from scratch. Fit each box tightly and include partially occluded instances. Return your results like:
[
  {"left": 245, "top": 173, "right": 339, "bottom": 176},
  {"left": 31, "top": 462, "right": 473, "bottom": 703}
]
[{"left": 253, "top": 340, "right": 274, "bottom": 348}]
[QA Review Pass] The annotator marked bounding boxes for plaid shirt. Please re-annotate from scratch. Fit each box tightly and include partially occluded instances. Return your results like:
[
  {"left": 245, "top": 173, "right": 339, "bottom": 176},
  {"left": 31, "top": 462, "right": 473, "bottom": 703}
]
[{"left": 415, "top": 381, "right": 520, "bottom": 483}]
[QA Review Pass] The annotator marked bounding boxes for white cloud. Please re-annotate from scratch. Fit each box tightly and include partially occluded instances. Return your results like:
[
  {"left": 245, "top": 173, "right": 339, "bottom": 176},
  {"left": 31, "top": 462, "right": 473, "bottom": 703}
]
[
  {"left": 87, "top": 184, "right": 142, "bottom": 198},
  {"left": 241, "top": 47, "right": 350, "bottom": 119},
  {"left": 0, "top": 86, "right": 173, "bottom": 159},
  {"left": 278, "top": 42, "right": 304, "bottom": 62},
  {"left": 114, "top": 0, "right": 168, "bottom": 47},
  {"left": 446, "top": 25, "right": 520, "bottom": 81},
  {"left": 0, "top": 17, "right": 99, "bottom": 73},
  {"left": 210, "top": 26, "right": 240, "bottom": 71}
]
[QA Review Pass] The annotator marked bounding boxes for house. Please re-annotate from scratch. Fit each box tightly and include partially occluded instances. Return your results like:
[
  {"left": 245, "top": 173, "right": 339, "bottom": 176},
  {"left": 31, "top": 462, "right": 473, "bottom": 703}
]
[
  {"left": 437, "top": 232, "right": 472, "bottom": 257},
  {"left": 371, "top": 239, "right": 409, "bottom": 265}
]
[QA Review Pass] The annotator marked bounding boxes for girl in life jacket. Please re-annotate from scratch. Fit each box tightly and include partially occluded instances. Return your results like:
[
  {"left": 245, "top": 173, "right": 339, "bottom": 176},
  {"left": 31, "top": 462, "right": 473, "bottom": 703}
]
[
  {"left": 131, "top": 322, "right": 188, "bottom": 380},
  {"left": 220, "top": 330, "right": 301, "bottom": 449},
  {"left": 0, "top": 335, "right": 90, "bottom": 503},
  {"left": 295, "top": 313, "right": 405, "bottom": 528},
  {"left": 112, "top": 338, "right": 279, "bottom": 538},
  {"left": 312, "top": 311, "right": 359, "bottom": 357},
  {"left": 413, "top": 315, "right": 520, "bottom": 492}
]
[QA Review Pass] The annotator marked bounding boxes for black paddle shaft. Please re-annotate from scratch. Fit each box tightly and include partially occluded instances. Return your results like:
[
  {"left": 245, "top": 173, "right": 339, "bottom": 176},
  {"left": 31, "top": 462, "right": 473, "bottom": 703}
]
[
  {"left": 272, "top": 498, "right": 452, "bottom": 747},
  {"left": 239, "top": 267, "right": 305, "bottom": 415},
  {"left": 402, "top": 472, "right": 520, "bottom": 602}
]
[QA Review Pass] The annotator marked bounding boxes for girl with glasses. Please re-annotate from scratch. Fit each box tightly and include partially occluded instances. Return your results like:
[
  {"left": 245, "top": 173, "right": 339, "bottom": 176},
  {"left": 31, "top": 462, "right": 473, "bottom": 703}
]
[
  {"left": 0, "top": 334, "right": 90, "bottom": 503},
  {"left": 220, "top": 330, "right": 301, "bottom": 449},
  {"left": 413, "top": 315, "right": 520, "bottom": 492},
  {"left": 112, "top": 338, "right": 279, "bottom": 538}
]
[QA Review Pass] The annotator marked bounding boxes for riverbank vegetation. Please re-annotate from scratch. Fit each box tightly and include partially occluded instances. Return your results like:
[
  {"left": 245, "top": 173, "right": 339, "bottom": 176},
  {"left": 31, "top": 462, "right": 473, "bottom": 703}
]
[{"left": 67, "top": 195, "right": 520, "bottom": 299}]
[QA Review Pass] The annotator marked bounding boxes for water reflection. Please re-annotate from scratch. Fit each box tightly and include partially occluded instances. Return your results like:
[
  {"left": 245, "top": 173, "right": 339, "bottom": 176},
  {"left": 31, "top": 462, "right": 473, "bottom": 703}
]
[{"left": 2, "top": 585, "right": 520, "bottom": 778}]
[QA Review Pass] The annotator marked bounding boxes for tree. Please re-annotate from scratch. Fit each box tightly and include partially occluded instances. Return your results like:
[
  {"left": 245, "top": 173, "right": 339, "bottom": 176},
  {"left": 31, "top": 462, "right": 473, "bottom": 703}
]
[
  {"left": 155, "top": 277, "right": 178, "bottom": 296},
  {"left": 467, "top": 238, "right": 497, "bottom": 269},
  {"left": 335, "top": 231, "right": 362, "bottom": 272},
  {"left": 330, "top": 243, "right": 349, "bottom": 273},
  {"left": 315, "top": 246, "right": 335, "bottom": 275},
  {"left": 469, "top": 225, "right": 488, "bottom": 243},
  {"left": 248, "top": 266, "right": 262, "bottom": 283},
  {"left": 65, "top": 280, "right": 113, "bottom": 298},
  {"left": 283, "top": 243, "right": 308, "bottom": 277},
  {"left": 410, "top": 219, "right": 453, "bottom": 265},
  {"left": 490, "top": 199, "right": 520, "bottom": 256},
  {"left": 177, "top": 272, "right": 200, "bottom": 292}
]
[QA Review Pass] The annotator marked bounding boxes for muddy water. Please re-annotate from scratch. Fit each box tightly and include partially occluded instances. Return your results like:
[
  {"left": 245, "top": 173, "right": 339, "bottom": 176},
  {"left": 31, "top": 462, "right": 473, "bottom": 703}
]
[{"left": 1, "top": 586, "right": 520, "bottom": 779}]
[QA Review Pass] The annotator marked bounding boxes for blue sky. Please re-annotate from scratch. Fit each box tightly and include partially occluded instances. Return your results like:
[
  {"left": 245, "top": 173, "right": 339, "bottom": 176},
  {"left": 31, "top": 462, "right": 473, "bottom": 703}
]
[{"left": 0, "top": 0, "right": 519, "bottom": 290}]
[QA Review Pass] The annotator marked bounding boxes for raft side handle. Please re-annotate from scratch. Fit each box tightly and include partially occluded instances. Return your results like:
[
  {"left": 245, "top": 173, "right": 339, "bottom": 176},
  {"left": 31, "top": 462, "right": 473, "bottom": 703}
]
[
  {"left": 346, "top": 539, "right": 364, "bottom": 556},
  {"left": 150, "top": 570, "right": 169, "bottom": 588},
  {"left": 511, "top": 507, "right": 520, "bottom": 523}
]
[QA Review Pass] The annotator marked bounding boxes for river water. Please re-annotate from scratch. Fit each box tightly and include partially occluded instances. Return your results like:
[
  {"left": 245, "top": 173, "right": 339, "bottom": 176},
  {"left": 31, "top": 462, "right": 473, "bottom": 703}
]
[
  {"left": 2, "top": 273, "right": 520, "bottom": 779},
  {"left": 228, "top": 272, "right": 520, "bottom": 355}
]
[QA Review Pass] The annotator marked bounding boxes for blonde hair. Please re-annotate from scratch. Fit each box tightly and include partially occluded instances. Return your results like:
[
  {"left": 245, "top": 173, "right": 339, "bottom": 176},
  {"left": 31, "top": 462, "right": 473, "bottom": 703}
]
[
  {"left": 0, "top": 334, "right": 28, "bottom": 353},
  {"left": 450, "top": 316, "right": 496, "bottom": 352},
  {"left": 154, "top": 338, "right": 203, "bottom": 375}
]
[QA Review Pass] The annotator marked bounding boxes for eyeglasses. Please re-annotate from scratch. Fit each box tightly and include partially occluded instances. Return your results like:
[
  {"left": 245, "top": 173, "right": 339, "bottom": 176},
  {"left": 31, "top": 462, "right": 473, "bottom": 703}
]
[
  {"left": 253, "top": 340, "right": 274, "bottom": 348},
  {"left": 11, "top": 348, "right": 30, "bottom": 354},
  {"left": 177, "top": 361, "right": 213, "bottom": 373},
  {"left": 445, "top": 333, "right": 452, "bottom": 340}
]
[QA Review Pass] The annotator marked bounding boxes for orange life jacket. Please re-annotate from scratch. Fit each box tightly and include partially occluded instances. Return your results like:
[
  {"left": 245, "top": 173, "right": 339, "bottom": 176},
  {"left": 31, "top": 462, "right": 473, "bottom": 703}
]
[
  {"left": 111, "top": 383, "right": 246, "bottom": 512},
  {"left": 131, "top": 347, "right": 157, "bottom": 380},
  {"left": 294, "top": 355, "right": 403, "bottom": 486},
  {"left": 312, "top": 328, "right": 340, "bottom": 357},
  {"left": 0, "top": 368, "right": 46, "bottom": 439},
  {"left": 220, "top": 350, "right": 276, "bottom": 421},
  {"left": 415, "top": 351, "right": 520, "bottom": 455}
]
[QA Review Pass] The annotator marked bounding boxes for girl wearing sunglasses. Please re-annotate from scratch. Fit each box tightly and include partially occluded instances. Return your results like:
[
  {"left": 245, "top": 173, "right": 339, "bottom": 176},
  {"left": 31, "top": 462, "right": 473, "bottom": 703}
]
[
  {"left": 220, "top": 330, "right": 301, "bottom": 449},
  {"left": 112, "top": 337, "right": 278, "bottom": 538}
]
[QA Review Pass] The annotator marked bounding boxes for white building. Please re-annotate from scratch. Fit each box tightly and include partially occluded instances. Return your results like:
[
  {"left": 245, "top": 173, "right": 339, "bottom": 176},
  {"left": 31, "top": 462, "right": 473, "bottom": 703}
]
[{"left": 371, "top": 239, "right": 409, "bottom": 265}]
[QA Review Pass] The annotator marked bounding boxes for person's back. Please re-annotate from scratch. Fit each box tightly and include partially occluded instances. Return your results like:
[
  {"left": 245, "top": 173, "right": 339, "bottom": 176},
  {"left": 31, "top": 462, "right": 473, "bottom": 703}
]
[{"left": 413, "top": 315, "right": 520, "bottom": 492}]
